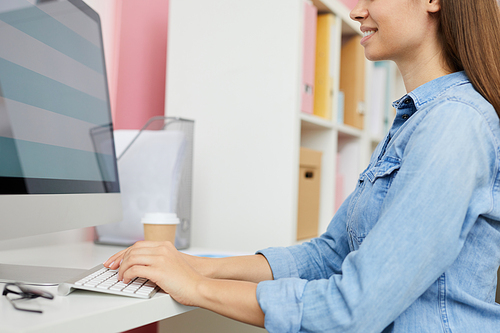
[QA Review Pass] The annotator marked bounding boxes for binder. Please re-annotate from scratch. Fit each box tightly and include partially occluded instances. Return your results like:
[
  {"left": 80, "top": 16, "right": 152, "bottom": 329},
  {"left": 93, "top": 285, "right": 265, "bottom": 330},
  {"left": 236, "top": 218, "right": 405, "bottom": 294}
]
[
  {"left": 337, "top": 91, "right": 345, "bottom": 124},
  {"left": 376, "top": 61, "right": 395, "bottom": 135},
  {"left": 301, "top": 1, "right": 318, "bottom": 115},
  {"left": 335, "top": 152, "right": 344, "bottom": 212},
  {"left": 313, "top": 13, "right": 337, "bottom": 120},
  {"left": 340, "top": 35, "right": 365, "bottom": 129}
]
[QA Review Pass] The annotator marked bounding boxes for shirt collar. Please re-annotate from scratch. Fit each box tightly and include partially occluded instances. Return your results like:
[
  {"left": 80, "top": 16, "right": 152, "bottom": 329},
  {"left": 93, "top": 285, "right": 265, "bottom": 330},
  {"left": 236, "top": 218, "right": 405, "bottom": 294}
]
[{"left": 392, "top": 71, "right": 470, "bottom": 110}]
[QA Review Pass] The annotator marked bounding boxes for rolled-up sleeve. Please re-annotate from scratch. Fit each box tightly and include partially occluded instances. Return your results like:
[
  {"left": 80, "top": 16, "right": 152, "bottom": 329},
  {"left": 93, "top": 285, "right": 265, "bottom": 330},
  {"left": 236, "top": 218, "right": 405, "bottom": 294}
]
[
  {"left": 255, "top": 102, "right": 496, "bottom": 333},
  {"left": 257, "top": 196, "right": 351, "bottom": 281},
  {"left": 257, "top": 278, "right": 307, "bottom": 332}
]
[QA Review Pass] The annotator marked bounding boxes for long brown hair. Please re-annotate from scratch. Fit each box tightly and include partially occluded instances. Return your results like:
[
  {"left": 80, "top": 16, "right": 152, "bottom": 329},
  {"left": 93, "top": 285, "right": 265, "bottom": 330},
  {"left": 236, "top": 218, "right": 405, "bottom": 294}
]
[{"left": 439, "top": 0, "right": 500, "bottom": 118}]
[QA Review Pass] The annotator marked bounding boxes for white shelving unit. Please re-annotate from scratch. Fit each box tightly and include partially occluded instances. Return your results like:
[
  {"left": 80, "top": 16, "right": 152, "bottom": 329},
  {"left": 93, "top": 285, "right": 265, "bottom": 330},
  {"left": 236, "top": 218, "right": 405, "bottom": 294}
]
[{"left": 165, "top": 0, "right": 401, "bottom": 252}]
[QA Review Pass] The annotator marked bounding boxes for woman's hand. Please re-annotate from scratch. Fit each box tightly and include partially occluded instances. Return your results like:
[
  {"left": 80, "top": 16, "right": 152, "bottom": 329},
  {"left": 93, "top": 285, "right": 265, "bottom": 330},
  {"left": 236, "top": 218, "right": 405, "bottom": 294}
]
[
  {"left": 105, "top": 245, "right": 273, "bottom": 284},
  {"left": 104, "top": 241, "right": 266, "bottom": 327},
  {"left": 104, "top": 241, "right": 204, "bottom": 306}
]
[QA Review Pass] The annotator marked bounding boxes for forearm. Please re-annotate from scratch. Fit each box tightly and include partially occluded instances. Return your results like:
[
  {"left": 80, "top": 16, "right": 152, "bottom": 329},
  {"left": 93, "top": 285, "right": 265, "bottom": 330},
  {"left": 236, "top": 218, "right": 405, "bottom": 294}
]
[
  {"left": 107, "top": 242, "right": 266, "bottom": 327},
  {"left": 182, "top": 253, "right": 273, "bottom": 283},
  {"left": 195, "top": 278, "right": 265, "bottom": 328}
]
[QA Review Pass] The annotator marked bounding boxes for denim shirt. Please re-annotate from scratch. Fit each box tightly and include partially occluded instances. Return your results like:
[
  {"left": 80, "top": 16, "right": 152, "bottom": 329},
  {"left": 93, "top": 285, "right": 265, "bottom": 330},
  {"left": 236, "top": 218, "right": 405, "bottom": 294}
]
[{"left": 256, "top": 71, "right": 500, "bottom": 333}]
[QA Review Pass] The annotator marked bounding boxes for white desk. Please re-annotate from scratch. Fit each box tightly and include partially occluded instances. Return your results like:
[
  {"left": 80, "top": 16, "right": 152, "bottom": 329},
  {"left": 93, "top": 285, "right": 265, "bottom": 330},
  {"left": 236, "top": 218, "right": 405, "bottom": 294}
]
[{"left": 0, "top": 242, "right": 194, "bottom": 333}]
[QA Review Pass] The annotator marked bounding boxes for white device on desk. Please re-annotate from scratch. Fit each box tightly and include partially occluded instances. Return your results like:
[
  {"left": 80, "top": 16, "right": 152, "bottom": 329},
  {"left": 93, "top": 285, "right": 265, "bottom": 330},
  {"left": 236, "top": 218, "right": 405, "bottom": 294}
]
[
  {"left": 58, "top": 264, "right": 160, "bottom": 299},
  {"left": 0, "top": 0, "right": 150, "bottom": 297}
]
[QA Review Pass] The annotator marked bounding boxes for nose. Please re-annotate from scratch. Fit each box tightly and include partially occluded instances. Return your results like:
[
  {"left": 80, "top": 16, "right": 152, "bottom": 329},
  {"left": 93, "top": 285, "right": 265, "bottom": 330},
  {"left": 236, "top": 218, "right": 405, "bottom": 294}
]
[{"left": 349, "top": 1, "right": 368, "bottom": 22}]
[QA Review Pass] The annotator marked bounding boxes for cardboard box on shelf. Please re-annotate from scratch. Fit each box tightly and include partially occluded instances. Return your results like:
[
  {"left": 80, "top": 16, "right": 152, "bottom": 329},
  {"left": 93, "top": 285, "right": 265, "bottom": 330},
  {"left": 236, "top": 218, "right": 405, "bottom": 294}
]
[{"left": 297, "top": 147, "right": 322, "bottom": 240}]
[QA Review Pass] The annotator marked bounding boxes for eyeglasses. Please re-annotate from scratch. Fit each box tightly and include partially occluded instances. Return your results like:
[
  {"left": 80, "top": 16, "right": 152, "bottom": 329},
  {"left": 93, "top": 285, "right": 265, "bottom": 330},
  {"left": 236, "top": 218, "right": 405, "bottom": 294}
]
[{"left": 2, "top": 283, "right": 54, "bottom": 314}]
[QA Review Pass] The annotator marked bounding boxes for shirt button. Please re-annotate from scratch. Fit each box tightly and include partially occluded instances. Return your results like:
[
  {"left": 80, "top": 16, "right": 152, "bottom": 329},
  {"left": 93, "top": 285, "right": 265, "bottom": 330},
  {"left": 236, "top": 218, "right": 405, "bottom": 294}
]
[
  {"left": 404, "top": 98, "right": 411, "bottom": 104},
  {"left": 402, "top": 114, "right": 410, "bottom": 120}
]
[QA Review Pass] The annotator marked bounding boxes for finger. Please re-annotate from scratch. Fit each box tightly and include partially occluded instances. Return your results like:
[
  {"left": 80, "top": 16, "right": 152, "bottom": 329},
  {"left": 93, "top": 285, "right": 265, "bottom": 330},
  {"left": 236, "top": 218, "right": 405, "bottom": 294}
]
[
  {"left": 118, "top": 251, "right": 159, "bottom": 282},
  {"left": 107, "top": 256, "right": 124, "bottom": 270},
  {"left": 104, "top": 241, "right": 163, "bottom": 268},
  {"left": 103, "top": 249, "right": 127, "bottom": 268},
  {"left": 121, "top": 265, "right": 158, "bottom": 286}
]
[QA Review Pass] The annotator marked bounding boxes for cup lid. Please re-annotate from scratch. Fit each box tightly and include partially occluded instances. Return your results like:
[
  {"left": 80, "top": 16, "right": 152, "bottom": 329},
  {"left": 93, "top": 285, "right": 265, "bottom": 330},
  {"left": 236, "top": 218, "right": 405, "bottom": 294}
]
[{"left": 141, "top": 212, "right": 180, "bottom": 225}]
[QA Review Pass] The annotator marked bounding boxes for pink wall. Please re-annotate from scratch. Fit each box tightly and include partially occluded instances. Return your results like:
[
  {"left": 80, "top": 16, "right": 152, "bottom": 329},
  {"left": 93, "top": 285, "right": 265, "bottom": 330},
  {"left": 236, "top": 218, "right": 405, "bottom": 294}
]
[
  {"left": 107, "top": 2, "right": 170, "bottom": 332},
  {"left": 112, "top": 0, "right": 170, "bottom": 130}
]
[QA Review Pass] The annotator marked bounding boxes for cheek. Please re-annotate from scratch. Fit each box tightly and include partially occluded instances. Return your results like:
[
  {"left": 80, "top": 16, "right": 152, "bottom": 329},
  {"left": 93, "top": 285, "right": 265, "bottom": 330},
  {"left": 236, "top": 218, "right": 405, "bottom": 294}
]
[{"left": 372, "top": 25, "right": 415, "bottom": 58}]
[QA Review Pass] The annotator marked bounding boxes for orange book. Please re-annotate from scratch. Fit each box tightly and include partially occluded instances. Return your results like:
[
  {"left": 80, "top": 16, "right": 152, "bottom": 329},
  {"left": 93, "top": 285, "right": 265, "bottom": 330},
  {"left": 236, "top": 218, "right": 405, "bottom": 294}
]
[
  {"left": 340, "top": 35, "right": 366, "bottom": 129},
  {"left": 313, "top": 14, "right": 336, "bottom": 119}
]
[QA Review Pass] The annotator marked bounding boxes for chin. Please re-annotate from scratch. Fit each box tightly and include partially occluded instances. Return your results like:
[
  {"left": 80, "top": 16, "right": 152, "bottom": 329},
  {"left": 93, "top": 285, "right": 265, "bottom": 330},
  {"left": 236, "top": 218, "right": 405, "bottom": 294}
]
[
  {"left": 362, "top": 46, "right": 390, "bottom": 62},
  {"left": 363, "top": 50, "right": 386, "bottom": 62}
]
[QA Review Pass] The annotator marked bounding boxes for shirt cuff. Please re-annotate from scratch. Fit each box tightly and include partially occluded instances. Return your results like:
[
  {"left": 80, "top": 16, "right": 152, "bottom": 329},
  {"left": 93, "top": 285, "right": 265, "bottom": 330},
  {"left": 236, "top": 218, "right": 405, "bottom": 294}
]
[
  {"left": 256, "top": 247, "right": 300, "bottom": 279},
  {"left": 257, "top": 278, "right": 307, "bottom": 333}
]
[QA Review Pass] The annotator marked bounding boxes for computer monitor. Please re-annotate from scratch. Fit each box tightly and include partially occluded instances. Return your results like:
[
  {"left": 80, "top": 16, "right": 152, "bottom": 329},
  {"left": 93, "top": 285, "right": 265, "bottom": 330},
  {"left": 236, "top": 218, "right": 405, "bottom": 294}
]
[{"left": 0, "top": 0, "right": 122, "bottom": 276}]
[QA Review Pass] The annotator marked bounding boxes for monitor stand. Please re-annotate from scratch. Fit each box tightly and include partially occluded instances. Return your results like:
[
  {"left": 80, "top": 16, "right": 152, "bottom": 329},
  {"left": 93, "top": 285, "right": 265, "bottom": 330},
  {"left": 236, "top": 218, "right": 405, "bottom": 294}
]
[{"left": 0, "top": 264, "right": 87, "bottom": 285}]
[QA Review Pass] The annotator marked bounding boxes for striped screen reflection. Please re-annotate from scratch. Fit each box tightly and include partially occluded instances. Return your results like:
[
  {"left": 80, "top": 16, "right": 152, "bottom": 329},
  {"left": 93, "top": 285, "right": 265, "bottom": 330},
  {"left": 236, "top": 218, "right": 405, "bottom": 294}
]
[{"left": 0, "top": 0, "right": 119, "bottom": 194}]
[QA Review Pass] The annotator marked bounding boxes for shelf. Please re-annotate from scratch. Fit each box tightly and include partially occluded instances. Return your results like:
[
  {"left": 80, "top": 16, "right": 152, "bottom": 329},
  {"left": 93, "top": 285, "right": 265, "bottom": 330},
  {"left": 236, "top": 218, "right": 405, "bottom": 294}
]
[
  {"left": 165, "top": 0, "right": 397, "bottom": 251},
  {"left": 300, "top": 112, "right": 334, "bottom": 130},
  {"left": 335, "top": 123, "right": 362, "bottom": 139},
  {"left": 311, "top": 0, "right": 360, "bottom": 35},
  {"left": 300, "top": 113, "right": 363, "bottom": 139}
]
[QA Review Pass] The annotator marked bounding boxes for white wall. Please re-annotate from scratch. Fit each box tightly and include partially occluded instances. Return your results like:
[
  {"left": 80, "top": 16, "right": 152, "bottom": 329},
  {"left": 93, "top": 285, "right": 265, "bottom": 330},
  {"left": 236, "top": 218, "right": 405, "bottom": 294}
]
[{"left": 166, "top": 0, "right": 303, "bottom": 253}]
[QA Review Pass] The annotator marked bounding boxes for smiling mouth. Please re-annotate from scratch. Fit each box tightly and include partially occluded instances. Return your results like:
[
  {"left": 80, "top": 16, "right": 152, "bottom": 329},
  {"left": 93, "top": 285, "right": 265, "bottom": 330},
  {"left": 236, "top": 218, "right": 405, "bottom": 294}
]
[{"left": 363, "top": 30, "right": 376, "bottom": 38}]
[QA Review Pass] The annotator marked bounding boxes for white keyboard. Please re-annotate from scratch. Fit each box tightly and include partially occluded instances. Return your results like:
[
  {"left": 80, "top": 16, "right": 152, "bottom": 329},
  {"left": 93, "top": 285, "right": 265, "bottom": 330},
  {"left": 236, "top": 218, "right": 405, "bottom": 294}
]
[{"left": 58, "top": 264, "right": 160, "bottom": 299}]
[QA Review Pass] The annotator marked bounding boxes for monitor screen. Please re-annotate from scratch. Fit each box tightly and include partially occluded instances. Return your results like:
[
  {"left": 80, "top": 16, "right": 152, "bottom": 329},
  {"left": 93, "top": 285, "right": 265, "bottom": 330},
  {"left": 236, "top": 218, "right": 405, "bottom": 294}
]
[
  {"left": 0, "top": 0, "right": 122, "bottom": 242},
  {"left": 0, "top": 0, "right": 119, "bottom": 195}
]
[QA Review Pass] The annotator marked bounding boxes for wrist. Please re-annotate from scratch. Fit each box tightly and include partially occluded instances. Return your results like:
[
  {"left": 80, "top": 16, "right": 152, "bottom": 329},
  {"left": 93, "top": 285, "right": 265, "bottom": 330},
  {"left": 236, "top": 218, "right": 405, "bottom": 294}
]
[
  {"left": 193, "top": 277, "right": 265, "bottom": 327},
  {"left": 194, "top": 276, "right": 217, "bottom": 309},
  {"left": 182, "top": 253, "right": 217, "bottom": 278}
]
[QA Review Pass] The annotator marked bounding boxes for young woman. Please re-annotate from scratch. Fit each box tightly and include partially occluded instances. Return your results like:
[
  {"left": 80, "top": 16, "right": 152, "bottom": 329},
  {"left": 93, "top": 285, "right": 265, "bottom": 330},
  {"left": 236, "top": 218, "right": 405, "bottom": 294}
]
[{"left": 105, "top": 0, "right": 500, "bottom": 331}]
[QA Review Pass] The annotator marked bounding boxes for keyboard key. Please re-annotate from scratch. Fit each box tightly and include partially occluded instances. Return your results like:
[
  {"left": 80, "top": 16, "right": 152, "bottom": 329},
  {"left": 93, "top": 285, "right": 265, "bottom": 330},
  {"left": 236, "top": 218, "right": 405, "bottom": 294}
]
[
  {"left": 136, "top": 288, "right": 154, "bottom": 295},
  {"left": 85, "top": 281, "right": 101, "bottom": 288},
  {"left": 122, "top": 288, "right": 138, "bottom": 294},
  {"left": 109, "top": 282, "right": 128, "bottom": 291},
  {"left": 96, "top": 284, "right": 111, "bottom": 290},
  {"left": 68, "top": 265, "right": 158, "bottom": 298},
  {"left": 123, "top": 286, "right": 140, "bottom": 293}
]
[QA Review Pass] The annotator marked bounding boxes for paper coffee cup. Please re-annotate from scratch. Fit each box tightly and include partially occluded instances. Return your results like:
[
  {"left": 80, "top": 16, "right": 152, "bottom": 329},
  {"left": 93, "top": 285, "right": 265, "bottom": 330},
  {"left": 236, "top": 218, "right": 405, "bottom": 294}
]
[{"left": 141, "top": 213, "right": 179, "bottom": 243}]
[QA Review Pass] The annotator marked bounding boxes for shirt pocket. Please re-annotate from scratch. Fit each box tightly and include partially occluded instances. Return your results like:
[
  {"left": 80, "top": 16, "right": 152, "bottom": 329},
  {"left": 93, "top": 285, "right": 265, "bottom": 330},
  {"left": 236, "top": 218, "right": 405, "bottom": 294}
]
[
  {"left": 365, "top": 156, "right": 401, "bottom": 188},
  {"left": 346, "top": 156, "right": 401, "bottom": 250}
]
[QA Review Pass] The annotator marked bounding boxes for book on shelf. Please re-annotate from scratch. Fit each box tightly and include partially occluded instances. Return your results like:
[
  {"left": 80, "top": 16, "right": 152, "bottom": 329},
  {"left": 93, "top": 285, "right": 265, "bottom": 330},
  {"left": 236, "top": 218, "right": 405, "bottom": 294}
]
[
  {"left": 369, "top": 62, "right": 389, "bottom": 138},
  {"left": 379, "top": 61, "right": 397, "bottom": 135},
  {"left": 340, "top": 35, "right": 365, "bottom": 130},
  {"left": 301, "top": 1, "right": 318, "bottom": 115},
  {"left": 313, "top": 13, "right": 337, "bottom": 120},
  {"left": 337, "top": 90, "right": 345, "bottom": 124},
  {"left": 335, "top": 152, "right": 344, "bottom": 212}
]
